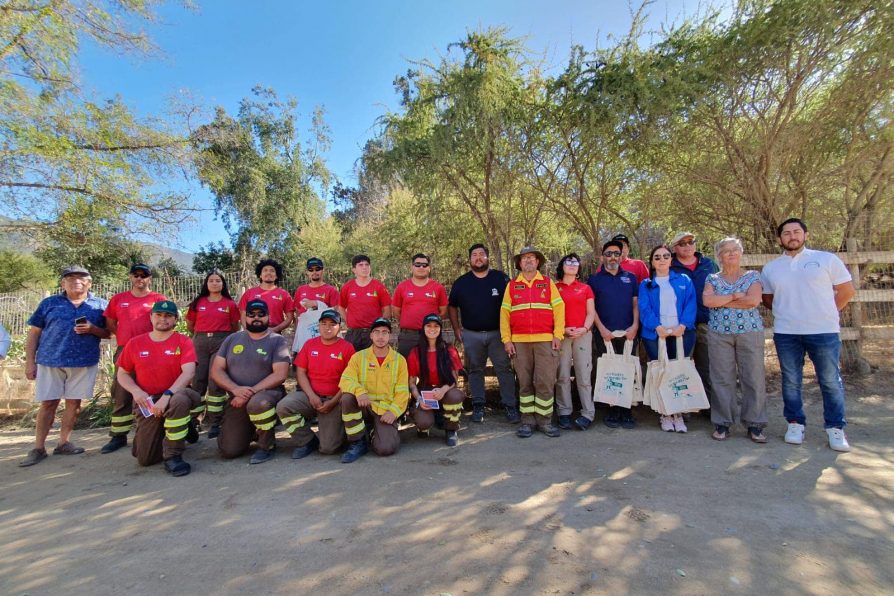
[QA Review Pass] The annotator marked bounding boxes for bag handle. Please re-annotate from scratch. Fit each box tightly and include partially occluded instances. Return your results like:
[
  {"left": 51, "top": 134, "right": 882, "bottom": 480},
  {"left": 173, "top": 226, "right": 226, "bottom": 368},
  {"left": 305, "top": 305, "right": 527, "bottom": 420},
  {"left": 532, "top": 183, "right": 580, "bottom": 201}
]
[
  {"left": 658, "top": 336, "right": 670, "bottom": 364},
  {"left": 602, "top": 340, "right": 616, "bottom": 355},
  {"left": 673, "top": 335, "right": 685, "bottom": 361},
  {"left": 623, "top": 339, "right": 635, "bottom": 356}
]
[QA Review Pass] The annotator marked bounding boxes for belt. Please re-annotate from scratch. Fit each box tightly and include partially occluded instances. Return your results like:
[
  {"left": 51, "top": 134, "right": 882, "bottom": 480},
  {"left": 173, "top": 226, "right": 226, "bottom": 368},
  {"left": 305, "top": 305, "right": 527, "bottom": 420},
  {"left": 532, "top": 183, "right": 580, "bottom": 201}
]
[{"left": 196, "top": 332, "right": 230, "bottom": 337}]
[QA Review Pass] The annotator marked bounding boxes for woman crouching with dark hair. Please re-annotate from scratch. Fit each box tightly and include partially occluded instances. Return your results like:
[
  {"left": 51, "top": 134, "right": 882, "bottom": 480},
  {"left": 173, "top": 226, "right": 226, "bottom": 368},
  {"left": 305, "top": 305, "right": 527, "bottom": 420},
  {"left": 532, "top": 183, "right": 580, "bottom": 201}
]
[{"left": 408, "top": 313, "right": 465, "bottom": 447}]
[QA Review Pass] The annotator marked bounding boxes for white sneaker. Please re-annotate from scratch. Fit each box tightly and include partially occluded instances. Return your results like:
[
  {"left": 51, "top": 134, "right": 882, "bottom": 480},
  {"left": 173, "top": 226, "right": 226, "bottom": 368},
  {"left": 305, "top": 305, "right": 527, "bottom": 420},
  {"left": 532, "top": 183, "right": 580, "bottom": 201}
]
[
  {"left": 826, "top": 428, "right": 851, "bottom": 452},
  {"left": 784, "top": 422, "right": 805, "bottom": 445},
  {"left": 672, "top": 414, "right": 687, "bottom": 433},
  {"left": 660, "top": 416, "right": 674, "bottom": 432}
]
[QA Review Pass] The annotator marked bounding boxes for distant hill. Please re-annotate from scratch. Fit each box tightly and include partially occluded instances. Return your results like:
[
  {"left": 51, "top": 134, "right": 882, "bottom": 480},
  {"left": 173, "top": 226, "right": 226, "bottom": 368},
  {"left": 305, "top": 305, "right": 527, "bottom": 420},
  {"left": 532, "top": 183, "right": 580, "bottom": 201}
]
[{"left": 0, "top": 216, "right": 195, "bottom": 273}]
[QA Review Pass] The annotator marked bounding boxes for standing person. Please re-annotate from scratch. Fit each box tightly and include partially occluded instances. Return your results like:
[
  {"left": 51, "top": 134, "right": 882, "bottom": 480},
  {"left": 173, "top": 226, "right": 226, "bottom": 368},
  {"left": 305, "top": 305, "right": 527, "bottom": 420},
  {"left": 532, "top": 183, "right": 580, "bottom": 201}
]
[
  {"left": 100, "top": 263, "right": 167, "bottom": 454},
  {"left": 761, "top": 218, "right": 855, "bottom": 451},
  {"left": 408, "top": 314, "right": 465, "bottom": 447},
  {"left": 338, "top": 254, "right": 391, "bottom": 351},
  {"left": 639, "top": 245, "right": 697, "bottom": 433},
  {"left": 554, "top": 253, "right": 595, "bottom": 430},
  {"left": 293, "top": 257, "right": 339, "bottom": 316},
  {"left": 211, "top": 300, "right": 291, "bottom": 464},
  {"left": 276, "top": 309, "right": 355, "bottom": 460},
  {"left": 501, "top": 246, "right": 565, "bottom": 439},
  {"left": 588, "top": 240, "right": 640, "bottom": 429},
  {"left": 237, "top": 258, "right": 294, "bottom": 333},
  {"left": 703, "top": 238, "right": 768, "bottom": 443},
  {"left": 448, "top": 243, "right": 516, "bottom": 424},
  {"left": 186, "top": 270, "right": 240, "bottom": 439},
  {"left": 670, "top": 232, "right": 718, "bottom": 407},
  {"left": 338, "top": 318, "right": 410, "bottom": 463},
  {"left": 20, "top": 266, "right": 109, "bottom": 467},
  {"left": 609, "top": 234, "right": 650, "bottom": 283},
  {"left": 392, "top": 253, "right": 448, "bottom": 356},
  {"left": 116, "top": 301, "right": 201, "bottom": 476}
]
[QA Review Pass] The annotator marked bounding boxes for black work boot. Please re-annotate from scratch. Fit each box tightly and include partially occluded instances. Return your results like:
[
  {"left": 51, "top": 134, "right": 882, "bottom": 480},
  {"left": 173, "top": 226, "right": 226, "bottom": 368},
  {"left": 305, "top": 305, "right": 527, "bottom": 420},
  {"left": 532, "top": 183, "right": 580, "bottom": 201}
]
[
  {"left": 100, "top": 435, "right": 127, "bottom": 454},
  {"left": 185, "top": 419, "right": 199, "bottom": 444},
  {"left": 471, "top": 405, "right": 485, "bottom": 423},
  {"left": 164, "top": 455, "right": 191, "bottom": 477},
  {"left": 341, "top": 439, "right": 368, "bottom": 463}
]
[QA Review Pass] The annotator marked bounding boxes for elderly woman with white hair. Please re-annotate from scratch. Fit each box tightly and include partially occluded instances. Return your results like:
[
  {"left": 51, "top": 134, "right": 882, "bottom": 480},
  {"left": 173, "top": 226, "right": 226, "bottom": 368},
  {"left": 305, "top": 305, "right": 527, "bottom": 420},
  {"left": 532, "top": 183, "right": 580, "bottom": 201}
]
[{"left": 702, "top": 237, "right": 768, "bottom": 443}]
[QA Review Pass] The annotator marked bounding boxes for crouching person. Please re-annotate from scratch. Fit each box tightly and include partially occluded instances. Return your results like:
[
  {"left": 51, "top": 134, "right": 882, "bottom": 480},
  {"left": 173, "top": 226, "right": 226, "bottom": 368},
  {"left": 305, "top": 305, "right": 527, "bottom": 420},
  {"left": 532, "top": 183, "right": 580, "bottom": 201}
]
[
  {"left": 116, "top": 300, "right": 201, "bottom": 477},
  {"left": 339, "top": 318, "right": 410, "bottom": 463},
  {"left": 211, "top": 300, "right": 291, "bottom": 464},
  {"left": 277, "top": 309, "right": 356, "bottom": 459}
]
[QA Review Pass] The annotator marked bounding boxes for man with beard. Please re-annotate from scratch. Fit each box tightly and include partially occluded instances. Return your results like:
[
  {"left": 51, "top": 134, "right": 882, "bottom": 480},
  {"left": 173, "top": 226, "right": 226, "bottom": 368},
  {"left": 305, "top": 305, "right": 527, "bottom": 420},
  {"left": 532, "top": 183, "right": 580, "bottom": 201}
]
[
  {"left": 238, "top": 259, "right": 294, "bottom": 333},
  {"left": 761, "top": 218, "right": 855, "bottom": 451},
  {"left": 501, "top": 246, "right": 565, "bottom": 438},
  {"left": 448, "top": 244, "right": 515, "bottom": 423},
  {"left": 116, "top": 301, "right": 201, "bottom": 476},
  {"left": 392, "top": 253, "right": 448, "bottom": 356},
  {"left": 587, "top": 240, "right": 640, "bottom": 430},
  {"left": 101, "top": 264, "right": 168, "bottom": 454},
  {"left": 293, "top": 257, "right": 339, "bottom": 316},
  {"left": 212, "top": 300, "right": 291, "bottom": 464},
  {"left": 609, "top": 234, "right": 650, "bottom": 284},
  {"left": 277, "top": 309, "right": 355, "bottom": 459},
  {"left": 338, "top": 255, "right": 392, "bottom": 351}
]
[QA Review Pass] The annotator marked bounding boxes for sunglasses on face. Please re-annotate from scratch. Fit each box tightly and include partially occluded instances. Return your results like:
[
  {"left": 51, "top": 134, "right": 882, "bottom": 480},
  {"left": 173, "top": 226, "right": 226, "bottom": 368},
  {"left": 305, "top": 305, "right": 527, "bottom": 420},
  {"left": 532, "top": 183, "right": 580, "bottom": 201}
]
[
  {"left": 564, "top": 259, "right": 580, "bottom": 266},
  {"left": 676, "top": 240, "right": 695, "bottom": 246},
  {"left": 307, "top": 267, "right": 323, "bottom": 272},
  {"left": 413, "top": 262, "right": 430, "bottom": 268},
  {"left": 246, "top": 312, "right": 268, "bottom": 319},
  {"left": 603, "top": 251, "right": 621, "bottom": 257},
  {"left": 653, "top": 254, "right": 672, "bottom": 260}
]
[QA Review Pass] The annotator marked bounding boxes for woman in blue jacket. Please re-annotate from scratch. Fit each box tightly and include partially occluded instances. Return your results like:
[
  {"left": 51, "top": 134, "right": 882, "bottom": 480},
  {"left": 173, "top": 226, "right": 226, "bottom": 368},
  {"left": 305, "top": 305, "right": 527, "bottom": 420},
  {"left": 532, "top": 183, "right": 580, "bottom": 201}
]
[{"left": 639, "top": 244, "right": 697, "bottom": 432}]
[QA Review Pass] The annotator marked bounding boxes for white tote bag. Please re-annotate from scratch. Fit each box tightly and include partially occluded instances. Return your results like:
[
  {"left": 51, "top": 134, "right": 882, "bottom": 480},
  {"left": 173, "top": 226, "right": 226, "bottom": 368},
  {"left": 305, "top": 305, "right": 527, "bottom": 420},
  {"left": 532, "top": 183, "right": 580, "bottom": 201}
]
[
  {"left": 658, "top": 336, "right": 710, "bottom": 415},
  {"left": 644, "top": 337, "right": 667, "bottom": 412},
  {"left": 292, "top": 309, "right": 324, "bottom": 353},
  {"left": 593, "top": 339, "right": 637, "bottom": 408}
]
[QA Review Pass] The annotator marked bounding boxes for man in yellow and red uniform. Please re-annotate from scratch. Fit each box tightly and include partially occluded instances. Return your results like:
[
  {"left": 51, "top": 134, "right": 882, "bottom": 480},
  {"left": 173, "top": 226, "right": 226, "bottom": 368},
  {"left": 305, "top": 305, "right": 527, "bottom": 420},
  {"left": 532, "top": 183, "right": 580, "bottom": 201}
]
[
  {"left": 500, "top": 246, "right": 565, "bottom": 438},
  {"left": 101, "top": 263, "right": 168, "bottom": 454}
]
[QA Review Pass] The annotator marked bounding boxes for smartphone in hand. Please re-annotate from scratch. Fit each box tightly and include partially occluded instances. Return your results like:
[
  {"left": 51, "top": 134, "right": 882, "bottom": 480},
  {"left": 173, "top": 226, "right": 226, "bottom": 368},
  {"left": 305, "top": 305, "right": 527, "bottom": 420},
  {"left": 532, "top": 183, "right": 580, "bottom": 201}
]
[{"left": 75, "top": 316, "right": 87, "bottom": 325}]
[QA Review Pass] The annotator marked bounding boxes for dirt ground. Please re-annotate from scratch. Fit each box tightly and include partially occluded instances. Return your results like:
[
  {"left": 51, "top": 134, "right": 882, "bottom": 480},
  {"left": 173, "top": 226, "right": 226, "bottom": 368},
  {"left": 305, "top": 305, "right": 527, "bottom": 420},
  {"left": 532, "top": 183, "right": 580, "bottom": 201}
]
[{"left": 1, "top": 366, "right": 892, "bottom": 596}]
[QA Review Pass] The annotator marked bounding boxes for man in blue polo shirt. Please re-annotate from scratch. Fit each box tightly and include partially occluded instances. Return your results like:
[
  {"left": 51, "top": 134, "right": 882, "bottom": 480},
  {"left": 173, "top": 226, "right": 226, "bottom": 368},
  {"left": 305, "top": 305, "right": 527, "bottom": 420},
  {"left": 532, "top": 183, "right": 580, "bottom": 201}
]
[
  {"left": 20, "top": 266, "right": 110, "bottom": 467},
  {"left": 587, "top": 240, "right": 639, "bottom": 430}
]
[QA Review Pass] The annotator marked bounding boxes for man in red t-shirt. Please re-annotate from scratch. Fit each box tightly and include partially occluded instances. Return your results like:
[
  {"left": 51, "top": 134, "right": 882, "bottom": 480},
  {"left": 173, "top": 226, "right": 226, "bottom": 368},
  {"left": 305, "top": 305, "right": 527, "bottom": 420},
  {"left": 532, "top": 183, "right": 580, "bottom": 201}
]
[
  {"left": 293, "top": 257, "right": 339, "bottom": 316},
  {"left": 238, "top": 258, "right": 295, "bottom": 332},
  {"left": 338, "top": 254, "right": 391, "bottom": 351},
  {"left": 101, "top": 263, "right": 168, "bottom": 454},
  {"left": 392, "top": 253, "right": 448, "bottom": 356},
  {"left": 608, "top": 234, "right": 650, "bottom": 284},
  {"left": 277, "top": 309, "right": 355, "bottom": 459},
  {"left": 116, "top": 300, "right": 201, "bottom": 477}
]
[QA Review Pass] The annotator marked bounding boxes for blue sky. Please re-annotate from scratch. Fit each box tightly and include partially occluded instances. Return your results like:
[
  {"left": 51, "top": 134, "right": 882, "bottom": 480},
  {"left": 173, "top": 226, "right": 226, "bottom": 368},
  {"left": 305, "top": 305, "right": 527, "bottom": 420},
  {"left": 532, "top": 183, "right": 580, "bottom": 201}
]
[{"left": 78, "top": 0, "right": 693, "bottom": 252}]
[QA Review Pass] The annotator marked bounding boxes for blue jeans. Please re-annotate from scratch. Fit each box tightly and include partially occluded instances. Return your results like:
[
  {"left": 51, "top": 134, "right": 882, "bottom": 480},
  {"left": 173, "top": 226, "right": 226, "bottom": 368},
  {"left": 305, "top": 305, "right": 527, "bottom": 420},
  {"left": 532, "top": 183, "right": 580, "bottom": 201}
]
[
  {"left": 643, "top": 330, "right": 695, "bottom": 360},
  {"left": 773, "top": 333, "right": 846, "bottom": 429}
]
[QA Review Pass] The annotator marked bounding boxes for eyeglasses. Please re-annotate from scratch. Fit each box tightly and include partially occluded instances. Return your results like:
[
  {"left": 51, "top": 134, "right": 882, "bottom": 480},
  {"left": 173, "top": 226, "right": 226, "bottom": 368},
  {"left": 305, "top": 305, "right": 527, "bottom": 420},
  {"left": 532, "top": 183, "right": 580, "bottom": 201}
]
[
  {"left": 653, "top": 254, "right": 672, "bottom": 260},
  {"left": 413, "top": 262, "right": 430, "bottom": 268},
  {"left": 246, "top": 312, "right": 268, "bottom": 319},
  {"left": 307, "top": 267, "right": 323, "bottom": 272},
  {"left": 676, "top": 240, "right": 695, "bottom": 246},
  {"left": 564, "top": 259, "right": 580, "bottom": 266},
  {"left": 603, "top": 251, "right": 621, "bottom": 257}
]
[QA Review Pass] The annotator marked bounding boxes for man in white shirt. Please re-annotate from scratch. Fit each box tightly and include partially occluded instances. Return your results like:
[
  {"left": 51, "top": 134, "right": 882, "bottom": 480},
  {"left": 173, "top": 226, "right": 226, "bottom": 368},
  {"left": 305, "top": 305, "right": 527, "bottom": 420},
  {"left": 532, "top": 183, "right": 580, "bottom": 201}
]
[{"left": 761, "top": 218, "right": 856, "bottom": 452}]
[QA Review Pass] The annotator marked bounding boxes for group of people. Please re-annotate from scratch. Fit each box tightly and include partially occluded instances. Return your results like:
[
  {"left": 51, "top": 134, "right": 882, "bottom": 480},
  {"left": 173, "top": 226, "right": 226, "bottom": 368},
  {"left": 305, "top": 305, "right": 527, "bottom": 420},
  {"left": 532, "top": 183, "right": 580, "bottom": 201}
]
[{"left": 17, "top": 217, "right": 856, "bottom": 475}]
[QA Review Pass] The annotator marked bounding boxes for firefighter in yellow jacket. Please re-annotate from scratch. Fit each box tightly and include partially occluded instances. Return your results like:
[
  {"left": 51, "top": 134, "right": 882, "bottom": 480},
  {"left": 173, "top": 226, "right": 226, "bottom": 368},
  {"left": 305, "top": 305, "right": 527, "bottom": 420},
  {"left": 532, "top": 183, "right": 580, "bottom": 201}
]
[
  {"left": 501, "top": 246, "right": 566, "bottom": 438},
  {"left": 339, "top": 317, "right": 410, "bottom": 463}
]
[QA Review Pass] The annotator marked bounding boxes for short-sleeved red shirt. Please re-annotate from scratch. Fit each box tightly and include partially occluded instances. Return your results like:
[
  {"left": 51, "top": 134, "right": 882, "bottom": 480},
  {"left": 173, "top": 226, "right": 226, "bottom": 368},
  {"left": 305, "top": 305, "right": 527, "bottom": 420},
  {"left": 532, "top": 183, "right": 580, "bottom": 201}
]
[
  {"left": 295, "top": 336, "right": 355, "bottom": 396},
  {"left": 339, "top": 279, "right": 391, "bottom": 329},
  {"left": 186, "top": 296, "right": 240, "bottom": 333},
  {"left": 407, "top": 345, "right": 463, "bottom": 387},
  {"left": 104, "top": 290, "right": 168, "bottom": 348},
  {"left": 238, "top": 286, "right": 294, "bottom": 326},
  {"left": 293, "top": 283, "right": 339, "bottom": 315},
  {"left": 556, "top": 280, "right": 594, "bottom": 328},
  {"left": 117, "top": 332, "right": 197, "bottom": 396},
  {"left": 621, "top": 258, "right": 650, "bottom": 283},
  {"left": 392, "top": 279, "right": 447, "bottom": 330}
]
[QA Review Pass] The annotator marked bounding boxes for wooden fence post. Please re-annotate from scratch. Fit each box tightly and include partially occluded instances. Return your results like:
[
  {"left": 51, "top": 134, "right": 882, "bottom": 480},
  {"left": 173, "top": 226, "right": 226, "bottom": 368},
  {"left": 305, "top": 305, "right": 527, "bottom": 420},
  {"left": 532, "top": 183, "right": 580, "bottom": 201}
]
[{"left": 845, "top": 238, "right": 871, "bottom": 375}]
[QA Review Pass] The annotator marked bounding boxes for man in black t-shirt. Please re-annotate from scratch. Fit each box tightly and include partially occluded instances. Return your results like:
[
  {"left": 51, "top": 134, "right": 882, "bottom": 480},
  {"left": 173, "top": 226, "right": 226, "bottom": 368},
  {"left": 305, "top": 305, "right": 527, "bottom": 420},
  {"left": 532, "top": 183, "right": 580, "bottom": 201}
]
[{"left": 448, "top": 244, "right": 518, "bottom": 423}]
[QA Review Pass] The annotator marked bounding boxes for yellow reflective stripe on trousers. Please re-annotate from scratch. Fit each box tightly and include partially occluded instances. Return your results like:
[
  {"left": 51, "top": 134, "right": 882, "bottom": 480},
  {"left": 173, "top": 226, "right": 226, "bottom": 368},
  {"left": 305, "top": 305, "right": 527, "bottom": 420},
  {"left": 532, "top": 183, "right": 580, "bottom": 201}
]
[
  {"left": 345, "top": 421, "right": 365, "bottom": 435},
  {"left": 111, "top": 414, "right": 134, "bottom": 423},
  {"left": 249, "top": 408, "right": 276, "bottom": 422},
  {"left": 280, "top": 414, "right": 304, "bottom": 435},
  {"left": 533, "top": 405, "right": 553, "bottom": 416},
  {"left": 519, "top": 395, "right": 535, "bottom": 404},
  {"left": 110, "top": 425, "right": 132, "bottom": 434},
  {"left": 206, "top": 394, "right": 227, "bottom": 403},
  {"left": 519, "top": 394, "right": 535, "bottom": 414},
  {"left": 206, "top": 405, "right": 224, "bottom": 412},
  {"left": 166, "top": 428, "right": 188, "bottom": 441},
  {"left": 534, "top": 396, "right": 553, "bottom": 408},
  {"left": 342, "top": 411, "right": 363, "bottom": 422},
  {"left": 190, "top": 405, "right": 205, "bottom": 415},
  {"left": 249, "top": 407, "right": 277, "bottom": 431},
  {"left": 164, "top": 415, "right": 191, "bottom": 428}
]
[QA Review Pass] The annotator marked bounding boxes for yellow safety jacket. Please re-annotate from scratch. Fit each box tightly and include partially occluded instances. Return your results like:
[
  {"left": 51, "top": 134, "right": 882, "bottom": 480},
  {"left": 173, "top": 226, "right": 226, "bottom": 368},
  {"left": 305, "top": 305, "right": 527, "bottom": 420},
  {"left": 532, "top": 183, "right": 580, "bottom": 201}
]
[
  {"left": 339, "top": 346, "right": 410, "bottom": 416},
  {"left": 500, "top": 272, "right": 565, "bottom": 343}
]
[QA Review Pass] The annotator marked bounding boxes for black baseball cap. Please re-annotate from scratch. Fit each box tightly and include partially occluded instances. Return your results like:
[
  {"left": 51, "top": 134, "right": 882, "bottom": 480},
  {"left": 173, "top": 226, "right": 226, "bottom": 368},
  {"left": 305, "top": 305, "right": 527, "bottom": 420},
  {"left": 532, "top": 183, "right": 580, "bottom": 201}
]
[
  {"left": 306, "top": 257, "right": 324, "bottom": 269},
  {"left": 130, "top": 263, "right": 152, "bottom": 275},
  {"left": 422, "top": 313, "right": 443, "bottom": 326},
  {"left": 370, "top": 317, "right": 392, "bottom": 332},
  {"left": 611, "top": 234, "right": 630, "bottom": 247},
  {"left": 319, "top": 308, "right": 341, "bottom": 324},
  {"left": 245, "top": 299, "right": 269, "bottom": 315}
]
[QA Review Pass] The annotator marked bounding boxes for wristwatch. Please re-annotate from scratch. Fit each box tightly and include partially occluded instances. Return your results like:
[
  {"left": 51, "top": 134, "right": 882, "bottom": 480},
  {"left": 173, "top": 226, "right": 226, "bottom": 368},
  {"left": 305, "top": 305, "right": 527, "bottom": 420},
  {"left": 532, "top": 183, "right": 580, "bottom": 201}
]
[{"left": 163, "top": 390, "right": 174, "bottom": 397}]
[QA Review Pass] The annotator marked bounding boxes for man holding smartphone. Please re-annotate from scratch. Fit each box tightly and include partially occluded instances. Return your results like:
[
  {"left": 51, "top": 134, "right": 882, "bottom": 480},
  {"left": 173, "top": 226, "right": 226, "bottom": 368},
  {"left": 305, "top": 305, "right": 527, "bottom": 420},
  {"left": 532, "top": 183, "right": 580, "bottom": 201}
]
[{"left": 20, "top": 266, "right": 110, "bottom": 467}]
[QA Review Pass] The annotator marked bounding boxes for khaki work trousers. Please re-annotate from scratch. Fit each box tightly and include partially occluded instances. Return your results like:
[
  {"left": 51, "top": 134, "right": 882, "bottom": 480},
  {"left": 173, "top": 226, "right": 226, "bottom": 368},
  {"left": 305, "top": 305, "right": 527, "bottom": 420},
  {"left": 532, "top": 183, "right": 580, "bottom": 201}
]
[
  {"left": 131, "top": 388, "right": 202, "bottom": 466},
  {"left": 276, "top": 390, "right": 346, "bottom": 454},
  {"left": 556, "top": 331, "right": 594, "bottom": 420},
  {"left": 191, "top": 332, "right": 231, "bottom": 426},
  {"left": 217, "top": 389, "right": 284, "bottom": 458},
  {"left": 109, "top": 345, "right": 134, "bottom": 437},
  {"left": 340, "top": 393, "right": 400, "bottom": 456},
  {"left": 515, "top": 341, "right": 559, "bottom": 427},
  {"left": 707, "top": 330, "right": 768, "bottom": 429},
  {"left": 413, "top": 387, "right": 465, "bottom": 431}
]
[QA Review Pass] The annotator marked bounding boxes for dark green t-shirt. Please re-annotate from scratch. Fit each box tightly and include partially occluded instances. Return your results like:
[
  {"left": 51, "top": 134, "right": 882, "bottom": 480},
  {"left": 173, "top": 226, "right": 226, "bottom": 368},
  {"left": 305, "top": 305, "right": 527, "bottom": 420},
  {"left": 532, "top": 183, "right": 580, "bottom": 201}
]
[{"left": 218, "top": 331, "right": 291, "bottom": 387}]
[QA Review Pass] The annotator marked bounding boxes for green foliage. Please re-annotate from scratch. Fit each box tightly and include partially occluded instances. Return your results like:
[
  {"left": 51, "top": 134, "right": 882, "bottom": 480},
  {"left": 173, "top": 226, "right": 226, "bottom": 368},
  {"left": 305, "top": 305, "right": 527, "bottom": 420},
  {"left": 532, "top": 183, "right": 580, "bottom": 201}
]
[
  {"left": 154, "top": 256, "right": 185, "bottom": 278},
  {"left": 193, "top": 241, "right": 236, "bottom": 274},
  {"left": 0, "top": 250, "right": 55, "bottom": 292}
]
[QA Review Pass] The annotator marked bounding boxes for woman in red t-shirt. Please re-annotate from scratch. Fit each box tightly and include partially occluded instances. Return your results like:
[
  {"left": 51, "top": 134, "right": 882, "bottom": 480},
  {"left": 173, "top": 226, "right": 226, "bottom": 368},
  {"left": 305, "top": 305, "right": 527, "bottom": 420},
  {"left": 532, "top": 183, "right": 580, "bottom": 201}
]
[
  {"left": 408, "top": 313, "right": 465, "bottom": 447},
  {"left": 186, "top": 270, "right": 241, "bottom": 437},
  {"left": 555, "top": 253, "right": 596, "bottom": 430}
]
